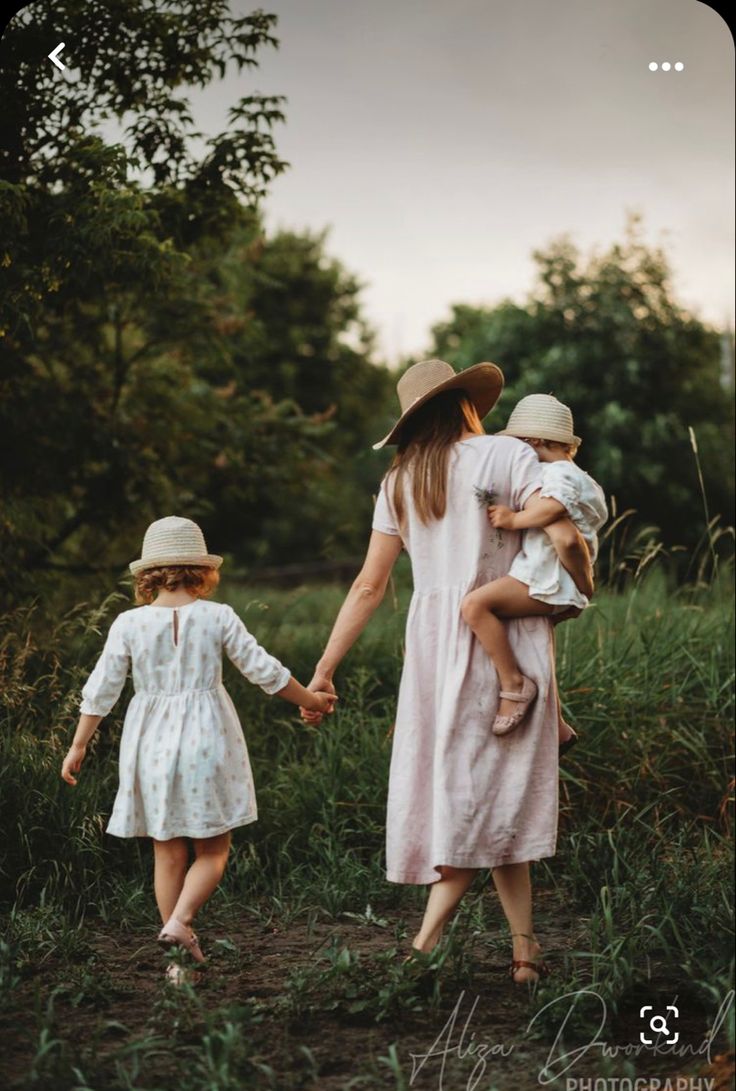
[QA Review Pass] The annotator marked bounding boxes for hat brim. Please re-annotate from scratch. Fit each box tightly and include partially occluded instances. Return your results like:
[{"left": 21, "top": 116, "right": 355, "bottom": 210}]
[
  {"left": 129, "top": 554, "right": 223, "bottom": 576},
  {"left": 372, "top": 362, "right": 504, "bottom": 450},
  {"left": 497, "top": 427, "right": 581, "bottom": 446}
]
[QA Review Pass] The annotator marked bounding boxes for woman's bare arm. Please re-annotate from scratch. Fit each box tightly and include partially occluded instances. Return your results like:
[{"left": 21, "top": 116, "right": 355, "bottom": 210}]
[
  {"left": 544, "top": 520, "right": 594, "bottom": 597},
  {"left": 311, "top": 530, "right": 403, "bottom": 687}
]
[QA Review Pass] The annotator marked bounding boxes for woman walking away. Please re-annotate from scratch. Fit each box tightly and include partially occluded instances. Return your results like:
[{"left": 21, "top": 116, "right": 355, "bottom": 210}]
[
  {"left": 301, "top": 360, "right": 592, "bottom": 983},
  {"left": 61, "top": 516, "right": 336, "bottom": 984}
]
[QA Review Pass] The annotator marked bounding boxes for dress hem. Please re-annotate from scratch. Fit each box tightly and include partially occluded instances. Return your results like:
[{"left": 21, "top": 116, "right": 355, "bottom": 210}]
[
  {"left": 106, "top": 812, "right": 258, "bottom": 840},
  {"left": 385, "top": 840, "right": 557, "bottom": 885}
]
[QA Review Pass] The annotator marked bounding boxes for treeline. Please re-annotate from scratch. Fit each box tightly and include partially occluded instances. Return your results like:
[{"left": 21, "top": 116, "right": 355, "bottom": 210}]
[
  {"left": 424, "top": 215, "right": 734, "bottom": 572},
  {"left": 1, "top": 2, "right": 732, "bottom": 610}
]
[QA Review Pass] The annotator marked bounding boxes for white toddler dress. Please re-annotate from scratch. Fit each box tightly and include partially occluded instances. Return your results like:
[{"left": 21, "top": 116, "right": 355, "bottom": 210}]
[
  {"left": 509, "top": 460, "right": 608, "bottom": 610},
  {"left": 79, "top": 599, "right": 291, "bottom": 840}
]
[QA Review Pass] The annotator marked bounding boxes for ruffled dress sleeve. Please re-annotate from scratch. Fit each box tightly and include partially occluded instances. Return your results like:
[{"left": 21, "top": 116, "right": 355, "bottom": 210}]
[
  {"left": 221, "top": 605, "right": 291, "bottom": 695},
  {"left": 79, "top": 614, "right": 131, "bottom": 716},
  {"left": 539, "top": 462, "right": 608, "bottom": 539}
]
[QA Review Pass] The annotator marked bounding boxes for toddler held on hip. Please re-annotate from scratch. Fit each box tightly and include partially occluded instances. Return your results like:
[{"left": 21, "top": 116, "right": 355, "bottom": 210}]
[
  {"left": 461, "top": 395, "right": 607, "bottom": 749},
  {"left": 61, "top": 516, "right": 336, "bottom": 985}
]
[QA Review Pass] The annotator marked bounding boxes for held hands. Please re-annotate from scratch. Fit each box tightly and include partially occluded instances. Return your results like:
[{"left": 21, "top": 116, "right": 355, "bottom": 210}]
[
  {"left": 300, "top": 672, "right": 337, "bottom": 726},
  {"left": 309, "top": 690, "right": 338, "bottom": 716},
  {"left": 61, "top": 743, "right": 87, "bottom": 786},
  {"left": 487, "top": 504, "right": 516, "bottom": 529}
]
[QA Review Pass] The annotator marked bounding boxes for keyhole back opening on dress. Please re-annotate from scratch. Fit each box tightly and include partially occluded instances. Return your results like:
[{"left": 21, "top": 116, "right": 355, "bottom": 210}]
[{"left": 172, "top": 609, "right": 179, "bottom": 648}]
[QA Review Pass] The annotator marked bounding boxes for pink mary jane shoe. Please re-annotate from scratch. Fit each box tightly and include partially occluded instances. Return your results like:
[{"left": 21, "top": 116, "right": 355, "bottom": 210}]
[
  {"left": 158, "top": 917, "right": 206, "bottom": 964},
  {"left": 492, "top": 676, "right": 538, "bottom": 736}
]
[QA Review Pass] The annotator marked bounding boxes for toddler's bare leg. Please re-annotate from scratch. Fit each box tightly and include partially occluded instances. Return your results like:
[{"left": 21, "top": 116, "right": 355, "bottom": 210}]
[
  {"left": 462, "top": 577, "right": 555, "bottom": 719},
  {"left": 170, "top": 831, "right": 232, "bottom": 927},
  {"left": 152, "top": 837, "right": 189, "bottom": 923}
]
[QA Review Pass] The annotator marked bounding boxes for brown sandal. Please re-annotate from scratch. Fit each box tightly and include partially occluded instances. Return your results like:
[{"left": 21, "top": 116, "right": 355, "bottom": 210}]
[
  {"left": 508, "top": 956, "right": 551, "bottom": 981},
  {"left": 508, "top": 932, "right": 551, "bottom": 982}
]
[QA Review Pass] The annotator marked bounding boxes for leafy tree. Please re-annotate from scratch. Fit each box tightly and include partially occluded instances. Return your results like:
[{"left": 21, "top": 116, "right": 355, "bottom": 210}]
[
  {"left": 428, "top": 216, "right": 734, "bottom": 554},
  {"left": 174, "top": 224, "right": 395, "bottom": 566},
  {"left": 0, "top": 1, "right": 362, "bottom": 602}
]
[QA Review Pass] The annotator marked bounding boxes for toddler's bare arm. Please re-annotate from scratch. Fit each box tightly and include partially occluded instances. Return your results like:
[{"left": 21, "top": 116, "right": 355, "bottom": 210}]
[{"left": 488, "top": 495, "right": 566, "bottom": 530}]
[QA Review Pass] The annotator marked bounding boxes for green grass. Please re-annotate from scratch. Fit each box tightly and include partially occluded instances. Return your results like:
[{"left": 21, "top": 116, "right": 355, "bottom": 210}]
[{"left": 0, "top": 559, "right": 733, "bottom": 1089}]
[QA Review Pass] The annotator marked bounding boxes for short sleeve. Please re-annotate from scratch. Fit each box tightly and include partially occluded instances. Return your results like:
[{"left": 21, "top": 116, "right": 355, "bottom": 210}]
[
  {"left": 80, "top": 614, "right": 131, "bottom": 716},
  {"left": 510, "top": 440, "right": 544, "bottom": 511},
  {"left": 221, "top": 605, "right": 291, "bottom": 695},
  {"left": 539, "top": 462, "right": 608, "bottom": 532},
  {"left": 372, "top": 476, "right": 400, "bottom": 536}
]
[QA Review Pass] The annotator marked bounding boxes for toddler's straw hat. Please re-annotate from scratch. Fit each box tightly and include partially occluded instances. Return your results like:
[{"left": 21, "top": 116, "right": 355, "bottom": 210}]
[
  {"left": 497, "top": 393, "right": 581, "bottom": 447},
  {"left": 373, "top": 358, "right": 504, "bottom": 450},
  {"left": 129, "top": 516, "right": 223, "bottom": 576}
]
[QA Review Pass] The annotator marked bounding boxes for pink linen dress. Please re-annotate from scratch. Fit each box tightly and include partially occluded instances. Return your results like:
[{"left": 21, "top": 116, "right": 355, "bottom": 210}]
[{"left": 372, "top": 434, "right": 559, "bottom": 884}]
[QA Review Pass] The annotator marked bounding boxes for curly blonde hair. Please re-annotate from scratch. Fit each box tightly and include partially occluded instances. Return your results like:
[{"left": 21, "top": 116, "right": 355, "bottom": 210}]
[{"left": 133, "top": 565, "right": 221, "bottom": 605}]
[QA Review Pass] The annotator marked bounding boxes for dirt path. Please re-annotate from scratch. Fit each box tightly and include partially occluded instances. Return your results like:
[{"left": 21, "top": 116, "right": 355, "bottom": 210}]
[{"left": 1, "top": 890, "right": 732, "bottom": 1090}]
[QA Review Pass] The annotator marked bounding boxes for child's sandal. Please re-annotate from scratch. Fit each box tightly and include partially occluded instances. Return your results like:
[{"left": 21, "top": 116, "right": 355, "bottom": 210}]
[
  {"left": 558, "top": 729, "right": 579, "bottom": 757},
  {"left": 158, "top": 916, "right": 206, "bottom": 964},
  {"left": 165, "top": 962, "right": 199, "bottom": 987},
  {"left": 493, "top": 676, "right": 538, "bottom": 736}
]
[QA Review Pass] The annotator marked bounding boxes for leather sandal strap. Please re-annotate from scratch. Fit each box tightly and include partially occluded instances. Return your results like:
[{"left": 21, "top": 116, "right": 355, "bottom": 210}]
[{"left": 509, "top": 958, "right": 551, "bottom": 978}]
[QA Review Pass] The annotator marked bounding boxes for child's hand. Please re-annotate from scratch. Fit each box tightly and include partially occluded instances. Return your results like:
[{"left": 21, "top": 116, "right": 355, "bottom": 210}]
[
  {"left": 309, "top": 690, "right": 338, "bottom": 716},
  {"left": 488, "top": 504, "right": 516, "bottom": 529},
  {"left": 61, "top": 743, "right": 87, "bottom": 786}
]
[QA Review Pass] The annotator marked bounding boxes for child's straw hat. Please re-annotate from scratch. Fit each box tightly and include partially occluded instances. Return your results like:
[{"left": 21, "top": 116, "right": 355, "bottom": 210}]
[
  {"left": 373, "top": 358, "right": 504, "bottom": 450},
  {"left": 497, "top": 394, "right": 581, "bottom": 447},
  {"left": 129, "top": 516, "right": 223, "bottom": 575}
]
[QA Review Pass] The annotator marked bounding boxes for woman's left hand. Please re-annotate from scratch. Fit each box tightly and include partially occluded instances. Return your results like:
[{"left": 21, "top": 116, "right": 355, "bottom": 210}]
[{"left": 552, "top": 606, "right": 583, "bottom": 625}]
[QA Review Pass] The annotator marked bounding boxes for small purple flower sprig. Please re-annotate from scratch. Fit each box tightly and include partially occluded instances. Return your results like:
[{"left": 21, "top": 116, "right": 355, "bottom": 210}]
[{"left": 474, "top": 485, "right": 504, "bottom": 550}]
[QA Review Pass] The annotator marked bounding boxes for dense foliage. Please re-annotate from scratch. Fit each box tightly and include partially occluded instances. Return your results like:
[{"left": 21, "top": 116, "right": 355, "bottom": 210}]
[
  {"left": 427, "top": 216, "right": 735, "bottom": 555},
  {"left": 0, "top": 4, "right": 732, "bottom": 613},
  {"left": 0, "top": 0, "right": 393, "bottom": 606}
]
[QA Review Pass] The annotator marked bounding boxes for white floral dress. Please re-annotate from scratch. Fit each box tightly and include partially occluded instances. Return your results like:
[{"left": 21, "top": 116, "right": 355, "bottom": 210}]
[
  {"left": 79, "top": 599, "right": 291, "bottom": 840},
  {"left": 509, "top": 459, "right": 608, "bottom": 610}
]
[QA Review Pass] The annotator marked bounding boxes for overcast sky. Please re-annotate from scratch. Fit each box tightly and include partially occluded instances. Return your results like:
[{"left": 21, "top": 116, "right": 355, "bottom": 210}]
[{"left": 171, "top": 1, "right": 735, "bottom": 360}]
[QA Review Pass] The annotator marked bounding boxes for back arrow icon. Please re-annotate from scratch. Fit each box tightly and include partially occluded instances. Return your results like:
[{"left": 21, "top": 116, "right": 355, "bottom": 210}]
[{"left": 48, "top": 43, "right": 66, "bottom": 71}]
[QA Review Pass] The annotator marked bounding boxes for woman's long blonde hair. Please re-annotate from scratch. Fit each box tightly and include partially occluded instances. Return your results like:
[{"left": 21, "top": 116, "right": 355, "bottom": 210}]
[{"left": 385, "top": 389, "right": 485, "bottom": 528}]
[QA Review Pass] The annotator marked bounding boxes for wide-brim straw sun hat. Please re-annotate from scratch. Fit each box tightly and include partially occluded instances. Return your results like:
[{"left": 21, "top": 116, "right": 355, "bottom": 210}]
[
  {"left": 373, "top": 358, "right": 504, "bottom": 450},
  {"left": 497, "top": 393, "right": 581, "bottom": 447},
  {"left": 129, "top": 516, "right": 223, "bottom": 576}
]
